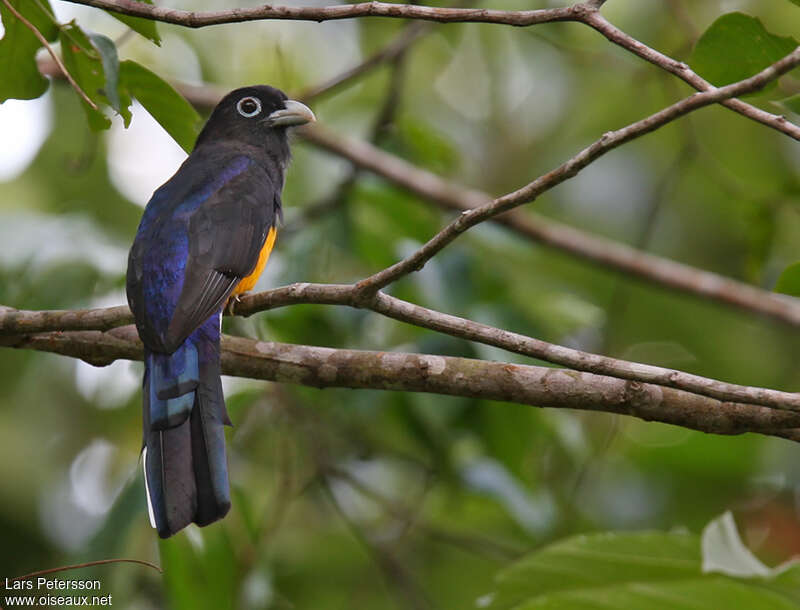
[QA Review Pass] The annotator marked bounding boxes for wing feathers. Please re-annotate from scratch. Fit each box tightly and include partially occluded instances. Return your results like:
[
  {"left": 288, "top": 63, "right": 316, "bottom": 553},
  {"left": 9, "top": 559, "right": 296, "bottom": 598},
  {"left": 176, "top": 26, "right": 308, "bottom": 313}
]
[
  {"left": 130, "top": 154, "right": 280, "bottom": 353},
  {"left": 166, "top": 271, "right": 238, "bottom": 350}
]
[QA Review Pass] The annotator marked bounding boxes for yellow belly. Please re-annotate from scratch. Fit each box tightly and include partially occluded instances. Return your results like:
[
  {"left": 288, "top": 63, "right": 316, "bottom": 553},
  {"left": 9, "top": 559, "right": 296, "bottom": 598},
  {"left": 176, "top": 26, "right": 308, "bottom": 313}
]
[{"left": 233, "top": 226, "right": 277, "bottom": 295}]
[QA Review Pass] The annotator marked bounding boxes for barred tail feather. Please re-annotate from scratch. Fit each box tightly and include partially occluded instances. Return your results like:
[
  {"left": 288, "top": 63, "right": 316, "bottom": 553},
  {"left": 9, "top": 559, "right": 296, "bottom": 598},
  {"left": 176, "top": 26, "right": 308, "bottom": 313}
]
[{"left": 142, "top": 332, "right": 231, "bottom": 538}]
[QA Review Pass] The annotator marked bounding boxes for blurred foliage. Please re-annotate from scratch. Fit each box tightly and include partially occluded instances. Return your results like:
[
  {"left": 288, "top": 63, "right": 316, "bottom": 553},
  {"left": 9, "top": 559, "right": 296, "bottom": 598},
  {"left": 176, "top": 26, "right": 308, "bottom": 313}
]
[
  {"left": 2, "top": 0, "right": 800, "bottom": 608},
  {"left": 775, "top": 261, "right": 800, "bottom": 297},
  {"left": 690, "top": 13, "right": 797, "bottom": 89},
  {"left": 486, "top": 514, "right": 800, "bottom": 609}
]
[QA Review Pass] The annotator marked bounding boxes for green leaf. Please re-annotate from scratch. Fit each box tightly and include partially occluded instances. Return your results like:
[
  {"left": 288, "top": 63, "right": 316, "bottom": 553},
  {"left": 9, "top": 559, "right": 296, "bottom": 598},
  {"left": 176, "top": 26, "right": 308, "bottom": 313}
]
[
  {"left": 507, "top": 578, "right": 800, "bottom": 610},
  {"left": 57, "top": 25, "right": 132, "bottom": 130},
  {"left": 690, "top": 13, "right": 798, "bottom": 88},
  {"left": 107, "top": 0, "right": 160, "bottom": 45},
  {"left": 59, "top": 23, "right": 111, "bottom": 130},
  {"left": 483, "top": 528, "right": 800, "bottom": 610},
  {"left": 0, "top": 0, "right": 59, "bottom": 101},
  {"left": 789, "top": 0, "right": 800, "bottom": 6},
  {"left": 767, "top": 563, "right": 800, "bottom": 604},
  {"left": 118, "top": 60, "right": 202, "bottom": 153},
  {"left": 774, "top": 262, "right": 800, "bottom": 296},
  {"left": 486, "top": 531, "right": 701, "bottom": 609},
  {"left": 88, "top": 33, "right": 131, "bottom": 126}
]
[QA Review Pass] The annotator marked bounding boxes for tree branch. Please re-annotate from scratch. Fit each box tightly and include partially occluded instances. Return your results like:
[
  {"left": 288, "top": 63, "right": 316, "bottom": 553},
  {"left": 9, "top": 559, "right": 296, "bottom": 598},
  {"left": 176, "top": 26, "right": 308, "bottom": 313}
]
[
  {"left": 234, "top": 284, "right": 800, "bottom": 413},
  {"left": 582, "top": 11, "right": 800, "bottom": 142},
  {"left": 4, "top": 294, "right": 800, "bottom": 413},
  {"left": 325, "top": 465, "right": 524, "bottom": 559},
  {"left": 303, "top": 124, "right": 800, "bottom": 327},
  {"left": 349, "top": 47, "right": 800, "bottom": 298},
  {"left": 296, "top": 20, "right": 429, "bottom": 102},
  {"left": 319, "top": 476, "right": 434, "bottom": 610},
  {"left": 0, "top": 304, "right": 132, "bottom": 335},
  {"left": 62, "top": 0, "right": 582, "bottom": 28},
  {"left": 285, "top": 39, "right": 411, "bottom": 233},
  {"left": 4, "top": 324, "right": 800, "bottom": 439}
]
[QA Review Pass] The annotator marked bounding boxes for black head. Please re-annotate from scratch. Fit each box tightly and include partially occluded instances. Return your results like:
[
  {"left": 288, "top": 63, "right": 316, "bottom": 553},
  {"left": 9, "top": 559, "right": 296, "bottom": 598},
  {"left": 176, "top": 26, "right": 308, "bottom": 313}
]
[{"left": 194, "top": 85, "right": 315, "bottom": 150}]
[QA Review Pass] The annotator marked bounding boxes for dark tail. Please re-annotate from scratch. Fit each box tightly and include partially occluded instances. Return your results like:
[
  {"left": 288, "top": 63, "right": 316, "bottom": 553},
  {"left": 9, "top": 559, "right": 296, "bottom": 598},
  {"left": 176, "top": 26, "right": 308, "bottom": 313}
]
[{"left": 142, "top": 328, "right": 231, "bottom": 538}]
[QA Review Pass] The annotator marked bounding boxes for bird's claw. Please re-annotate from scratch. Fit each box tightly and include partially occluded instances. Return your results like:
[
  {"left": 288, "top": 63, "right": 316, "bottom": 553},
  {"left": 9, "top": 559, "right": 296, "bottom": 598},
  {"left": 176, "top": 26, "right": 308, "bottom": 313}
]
[{"left": 226, "top": 293, "right": 244, "bottom": 316}]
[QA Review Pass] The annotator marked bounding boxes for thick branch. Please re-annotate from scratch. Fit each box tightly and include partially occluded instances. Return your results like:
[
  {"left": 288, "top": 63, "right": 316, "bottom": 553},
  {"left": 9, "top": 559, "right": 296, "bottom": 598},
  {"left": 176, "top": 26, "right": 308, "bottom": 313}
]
[
  {"left": 63, "top": 0, "right": 580, "bottom": 27},
  {"left": 0, "top": 304, "right": 132, "bottom": 335},
  {"left": 233, "top": 284, "right": 800, "bottom": 413},
  {"left": 3, "top": 296, "right": 800, "bottom": 413},
  {"left": 5, "top": 324, "right": 800, "bottom": 439}
]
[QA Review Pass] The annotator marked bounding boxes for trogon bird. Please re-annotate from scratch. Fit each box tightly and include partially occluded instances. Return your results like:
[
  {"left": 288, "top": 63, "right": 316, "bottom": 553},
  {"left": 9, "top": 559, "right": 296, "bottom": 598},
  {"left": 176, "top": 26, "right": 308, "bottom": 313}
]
[{"left": 126, "top": 85, "right": 314, "bottom": 538}]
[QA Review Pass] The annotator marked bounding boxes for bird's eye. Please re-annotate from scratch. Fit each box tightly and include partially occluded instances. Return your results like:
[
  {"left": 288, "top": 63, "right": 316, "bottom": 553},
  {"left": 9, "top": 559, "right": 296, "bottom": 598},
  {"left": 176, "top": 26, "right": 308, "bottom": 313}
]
[{"left": 236, "top": 97, "right": 262, "bottom": 118}]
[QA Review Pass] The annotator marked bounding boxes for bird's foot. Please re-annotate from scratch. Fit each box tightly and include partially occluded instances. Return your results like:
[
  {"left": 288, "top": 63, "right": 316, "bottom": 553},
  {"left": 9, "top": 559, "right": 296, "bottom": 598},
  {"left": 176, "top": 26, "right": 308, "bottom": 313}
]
[{"left": 225, "top": 293, "right": 244, "bottom": 316}]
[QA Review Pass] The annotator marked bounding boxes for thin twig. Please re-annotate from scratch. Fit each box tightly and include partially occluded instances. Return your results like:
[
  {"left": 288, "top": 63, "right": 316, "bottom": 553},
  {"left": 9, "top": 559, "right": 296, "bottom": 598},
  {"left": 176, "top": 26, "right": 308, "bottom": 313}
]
[
  {"left": 285, "top": 50, "right": 409, "bottom": 235},
  {"left": 2, "top": 0, "right": 99, "bottom": 110},
  {"left": 8, "top": 558, "right": 162, "bottom": 581},
  {"left": 297, "top": 21, "right": 429, "bottom": 102},
  {"left": 349, "top": 47, "right": 800, "bottom": 299},
  {"left": 302, "top": 124, "right": 800, "bottom": 327},
  {"left": 582, "top": 11, "right": 800, "bottom": 142},
  {"left": 600, "top": 142, "right": 696, "bottom": 353}
]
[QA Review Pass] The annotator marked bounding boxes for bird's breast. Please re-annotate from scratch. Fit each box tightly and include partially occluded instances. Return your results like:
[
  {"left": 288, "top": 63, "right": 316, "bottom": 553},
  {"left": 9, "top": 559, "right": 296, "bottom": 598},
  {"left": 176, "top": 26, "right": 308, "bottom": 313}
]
[{"left": 232, "top": 225, "right": 277, "bottom": 295}]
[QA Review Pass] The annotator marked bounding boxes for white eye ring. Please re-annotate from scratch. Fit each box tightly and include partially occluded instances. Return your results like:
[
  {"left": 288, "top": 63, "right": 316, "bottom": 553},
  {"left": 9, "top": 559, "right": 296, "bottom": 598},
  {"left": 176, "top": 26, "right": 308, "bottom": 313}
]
[{"left": 236, "top": 96, "right": 262, "bottom": 118}]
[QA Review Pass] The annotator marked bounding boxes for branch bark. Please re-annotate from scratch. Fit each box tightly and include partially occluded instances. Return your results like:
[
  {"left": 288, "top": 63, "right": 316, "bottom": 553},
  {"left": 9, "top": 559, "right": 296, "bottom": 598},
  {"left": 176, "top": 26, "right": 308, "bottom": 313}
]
[
  {"left": 0, "top": 304, "right": 132, "bottom": 335},
  {"left": 3, "top": 296, "right": 800, "bottom": 414},
  {"left": 63, "top": 0, "right": 581, "bottom": 28},
  {"left": 5, "top": 324, "right": 800, "bottom": 440},
  {"left": 234, "top": 284, "right": 800, "bottom": 413}
]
